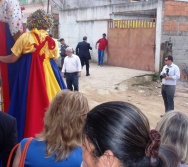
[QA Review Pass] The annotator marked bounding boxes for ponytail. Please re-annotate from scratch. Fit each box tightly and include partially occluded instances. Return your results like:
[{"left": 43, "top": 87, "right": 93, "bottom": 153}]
[
  {"left": 157, "top": 145, "right": 179, "bottom": 167},
  {"left": 83, "top": 101, "right": 179, "bottom": 167},
  {"left": 141, "top": 129, "right": 178, "bottom": 167}
]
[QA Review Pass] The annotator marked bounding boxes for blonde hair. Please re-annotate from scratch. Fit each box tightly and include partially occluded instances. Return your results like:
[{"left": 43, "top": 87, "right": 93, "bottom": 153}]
[
  {"left": 37, "top": 90, "right": 89, "bottom": 161},
  {"left": 156, "top": 111, "right": 188, "bottom": 164}
]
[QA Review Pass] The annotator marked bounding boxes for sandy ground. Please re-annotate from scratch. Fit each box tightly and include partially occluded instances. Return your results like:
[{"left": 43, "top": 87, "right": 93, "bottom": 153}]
[{"left": 74, "top": 63, "right": 188, "bottom": 128}]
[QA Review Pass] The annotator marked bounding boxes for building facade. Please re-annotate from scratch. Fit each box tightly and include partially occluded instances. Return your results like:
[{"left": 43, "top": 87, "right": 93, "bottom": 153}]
[
  {"left": 28, "top": 0, "right": 188, "bottom": 73},
  {"left": 55, "top": 0, "right": 160, "bottom": 71},
  {"left": 19, "top": 0, "right": 61, "bottom": 38},
  {"left": 19, "top": 0, "right": 49, "bottom": 23},
  {"left": 162, "top": 0, "right": 188, "bottom": 74}
]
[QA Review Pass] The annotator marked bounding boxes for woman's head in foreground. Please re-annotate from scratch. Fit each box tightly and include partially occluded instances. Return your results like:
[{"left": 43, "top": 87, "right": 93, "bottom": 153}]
[
  {"left": 82, "top": 101, "right": 178, "bottom": 167},
  {"left": 38, "top": 90, "right": 89, "bottom": 161},
  {"left": 156, "top": 111, "right": 188, "bottom": 165}
]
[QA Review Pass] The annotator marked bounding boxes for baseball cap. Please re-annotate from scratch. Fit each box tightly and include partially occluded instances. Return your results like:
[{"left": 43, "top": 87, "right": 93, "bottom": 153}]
[{"left": 59, "top": 38, "right": 64, "bottom": 42}]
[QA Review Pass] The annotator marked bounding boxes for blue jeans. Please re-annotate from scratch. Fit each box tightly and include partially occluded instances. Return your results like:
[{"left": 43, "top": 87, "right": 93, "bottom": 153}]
[
  {"left": 98, "top": 50, "right": 104, "bottom": 65},
  {"left": 65, "top": 72, "right": 79, "bottom": 91}
]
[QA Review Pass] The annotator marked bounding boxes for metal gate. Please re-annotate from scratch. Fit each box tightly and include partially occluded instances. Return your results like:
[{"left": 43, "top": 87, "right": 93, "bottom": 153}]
[{"left": 107, "top": 19, "right": 156, "bottom": 71}]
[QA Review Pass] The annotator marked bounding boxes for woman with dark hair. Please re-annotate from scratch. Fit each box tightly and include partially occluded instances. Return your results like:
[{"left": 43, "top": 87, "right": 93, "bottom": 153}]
[{"left": 82, "top": 101, "right": 178, "bottom": 167}]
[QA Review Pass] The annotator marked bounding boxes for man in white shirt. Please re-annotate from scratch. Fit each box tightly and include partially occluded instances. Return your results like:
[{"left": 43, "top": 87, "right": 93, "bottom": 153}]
[
  {"left": 62, "top": 47, "right": 82, "bottom": 91},
  {"left": 160, "top": 55, "right": 180, "bottom": 112}
]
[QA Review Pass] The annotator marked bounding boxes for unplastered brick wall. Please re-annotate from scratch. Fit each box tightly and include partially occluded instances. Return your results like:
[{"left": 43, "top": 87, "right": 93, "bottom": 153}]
[
  {"left": 163, "top": 0, "right": 188, "bottom": 32},
  {"left": 162, "top": 0, "right": 188, "bottom": 75}
]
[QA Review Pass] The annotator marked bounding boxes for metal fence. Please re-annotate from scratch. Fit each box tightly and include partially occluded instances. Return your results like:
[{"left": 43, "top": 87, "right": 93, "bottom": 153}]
[{"left": 108, "top": 18, "right": 156, "bottom": 29}]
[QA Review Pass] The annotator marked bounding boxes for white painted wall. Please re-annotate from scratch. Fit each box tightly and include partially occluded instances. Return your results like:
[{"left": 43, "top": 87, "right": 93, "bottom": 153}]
[
  {"left": 59, "top": 6, "right": 110, "bottom": 63},
  {"left": 57, "top": 0, "right": 130, "bottom": 9},
  {"left": 155, "top": 0, "right": 163, "bottom": 72},
  {"left": 77, "top": 21, "right": 108, "bottom": 62}
]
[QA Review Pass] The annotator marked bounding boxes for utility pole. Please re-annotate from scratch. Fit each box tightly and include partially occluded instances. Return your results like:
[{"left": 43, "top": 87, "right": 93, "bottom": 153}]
[{"left": 47, "top": 0, "right": 50, "bottom": 13}]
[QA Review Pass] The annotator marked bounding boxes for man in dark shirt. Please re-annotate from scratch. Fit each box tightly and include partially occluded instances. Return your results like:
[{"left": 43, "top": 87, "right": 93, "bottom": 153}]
[
  {"left": 96, "top": 33, "right": 108, "bottom": 66},
  {"left": 59, "top": 38, "right": 68, "bottom": 67},
  {"left": 76, "top": 36, "right": 92, "bottom": 76}
]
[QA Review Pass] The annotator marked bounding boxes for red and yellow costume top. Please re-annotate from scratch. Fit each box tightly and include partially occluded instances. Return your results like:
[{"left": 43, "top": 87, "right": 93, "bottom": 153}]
[{"left": 4, "top": 28, "right": 66, "bottom": 141}]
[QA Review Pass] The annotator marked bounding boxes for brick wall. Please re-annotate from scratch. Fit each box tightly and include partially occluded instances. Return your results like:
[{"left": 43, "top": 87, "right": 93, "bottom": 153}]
[
  {"left": 163, "top": 0, "right": 188, "bottom": 32},
  {"left": 162, "top": 0, "right": 188, "bottom": 74}
]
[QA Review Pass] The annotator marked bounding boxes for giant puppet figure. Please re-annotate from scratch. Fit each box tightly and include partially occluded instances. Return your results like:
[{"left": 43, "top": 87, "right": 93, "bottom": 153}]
[
  {"left": 0, "top": 0, "right": 23, "bottom": 113},
  {"left": 0, "top": 9, "right": 66, "bottom": 141}
]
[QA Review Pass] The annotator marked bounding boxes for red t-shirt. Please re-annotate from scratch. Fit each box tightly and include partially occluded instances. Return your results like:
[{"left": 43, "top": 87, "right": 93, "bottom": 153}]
[{"left": 97, "top": 38, "right": 108, "bottom": 50}]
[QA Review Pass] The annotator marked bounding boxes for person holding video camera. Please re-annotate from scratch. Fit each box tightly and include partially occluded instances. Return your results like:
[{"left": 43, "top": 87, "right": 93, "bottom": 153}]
[{"left": 160, "top": 55, "right": 180, "bottom": 113}]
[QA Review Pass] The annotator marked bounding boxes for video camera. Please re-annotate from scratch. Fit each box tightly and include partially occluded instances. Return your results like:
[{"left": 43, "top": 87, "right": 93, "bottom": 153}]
[{"left": 160, "top": 68, "right": 169, "bottom": 79}]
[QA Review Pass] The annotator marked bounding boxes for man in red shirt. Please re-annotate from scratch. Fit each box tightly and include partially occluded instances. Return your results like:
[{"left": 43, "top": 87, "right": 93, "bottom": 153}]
[{"left": 96, "top": 33, "right": 108, "bottom": 66}]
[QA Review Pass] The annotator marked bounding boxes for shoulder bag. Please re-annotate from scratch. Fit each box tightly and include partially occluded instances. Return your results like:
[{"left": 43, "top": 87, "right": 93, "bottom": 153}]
[{"left": 6, "top": 137, "right": 33, "bottom": 167}]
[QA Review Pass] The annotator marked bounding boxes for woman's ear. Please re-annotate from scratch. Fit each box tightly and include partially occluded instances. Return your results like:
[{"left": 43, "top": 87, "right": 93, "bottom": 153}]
[{"left": 101, "top": 150, "right": 116, "bottom": 167}]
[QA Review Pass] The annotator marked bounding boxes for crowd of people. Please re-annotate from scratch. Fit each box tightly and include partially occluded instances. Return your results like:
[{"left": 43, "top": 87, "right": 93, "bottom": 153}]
[
  {"left": 60, "top": 33, "right": 108, "bottom": 91},
  {"left": 0, "top": 1, "right": 187, "bottom": 167},
  {"left": 1, "top": 91, "right": 188, "bottom": 167}
]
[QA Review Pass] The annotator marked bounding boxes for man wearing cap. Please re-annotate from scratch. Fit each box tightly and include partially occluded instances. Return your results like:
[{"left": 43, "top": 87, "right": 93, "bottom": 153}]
[
  {"left": 62, "top": 47, "right": 82, "bottom": 91},
  {"left": 59, "top": 38, "right": 68, "bottom": 67},
  {"left": 76, "top": 36, "right": 92, "bottom": 76},
  {"left": 96, "top": 33, "right": 108, "bottom": 66}
]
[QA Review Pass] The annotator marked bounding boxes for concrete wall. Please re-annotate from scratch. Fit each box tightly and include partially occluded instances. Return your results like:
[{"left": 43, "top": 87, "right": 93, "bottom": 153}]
[
  {"left": 162, "top": 0, "right": 188, "bottom": 69},
  {"left": 59, "top": 4, "right": 112, "bottom": 62},
  {"left": 58, "top": 0, "right": 158, "bottom": 63},
  {"left": 58, "top": 0, "right": 129, "bottom": 9}
]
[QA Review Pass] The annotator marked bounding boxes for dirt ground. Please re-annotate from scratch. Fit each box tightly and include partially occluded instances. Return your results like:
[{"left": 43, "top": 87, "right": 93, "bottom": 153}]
[{"left": 77, "top": 63, "right": 188, "bottom": 128}]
